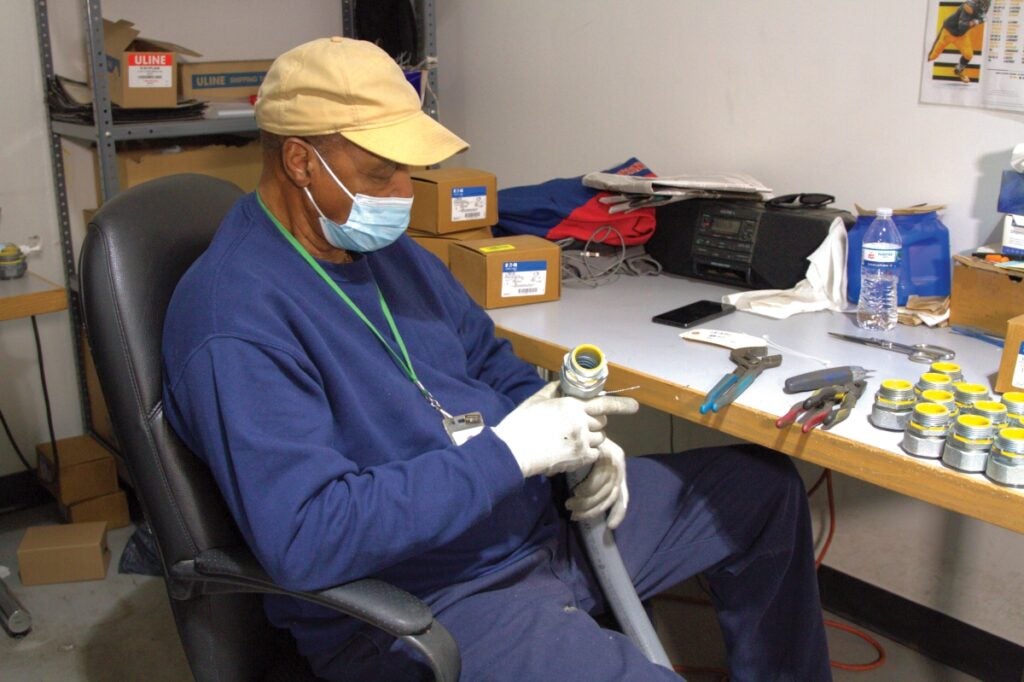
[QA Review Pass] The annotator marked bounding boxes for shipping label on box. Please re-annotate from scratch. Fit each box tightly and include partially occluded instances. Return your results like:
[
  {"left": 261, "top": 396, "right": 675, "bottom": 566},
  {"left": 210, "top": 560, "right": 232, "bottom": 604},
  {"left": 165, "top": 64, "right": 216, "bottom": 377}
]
[
  {"left": 127, "top": 52, "right": 174, "bottom": 88},
  {"left": 451, "top": 186, "right": 488, "bottom": 223},
  {"left": 449, "top": 235, "right": 560, "bottom": 309},
  {"left": 179, "top": 60, "right": 274, "bottom": 102},
  {"left": 501, "top": 259, "right": 548, "bottom": 298}
]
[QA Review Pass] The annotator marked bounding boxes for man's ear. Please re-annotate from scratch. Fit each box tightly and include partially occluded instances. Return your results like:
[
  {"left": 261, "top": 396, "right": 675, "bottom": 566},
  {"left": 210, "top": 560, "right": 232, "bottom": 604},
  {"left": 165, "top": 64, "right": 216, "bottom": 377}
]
[{"left": 281, "top": 137, "right": 314, "bottom": 187}]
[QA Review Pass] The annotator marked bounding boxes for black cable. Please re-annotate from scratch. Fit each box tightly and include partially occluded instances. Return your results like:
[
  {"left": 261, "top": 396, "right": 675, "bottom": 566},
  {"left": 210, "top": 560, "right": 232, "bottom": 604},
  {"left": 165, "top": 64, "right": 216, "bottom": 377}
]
[{"left": 30, "top": 316, "right": 59, "bottom": 482}]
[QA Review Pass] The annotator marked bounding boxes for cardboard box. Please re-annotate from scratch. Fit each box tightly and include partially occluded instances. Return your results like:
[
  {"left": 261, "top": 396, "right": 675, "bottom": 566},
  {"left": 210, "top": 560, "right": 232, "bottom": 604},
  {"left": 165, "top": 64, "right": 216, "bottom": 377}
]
[
  {"left": 996, "top": 314, "right": 1024, "bottom": 394},
  {"left": 17, "top": 522, "right": 110, "bottom": 586},
  {"left": 449, "top": 235, "right": 561, "bottom": 309},
  {"left": 409, "top": 225, "right": 494, "bottom": 267},
  {"left": 102, "top": 19, "right": 201, "bottom": 108},
  {"left": 179, "top": 59, "right": 274, "bottom": 102},
  {"left": 61, "top": 490, "right": 131, "bottom": 530},
  {"left": 36, "top": 435, "right": 119, "bottom": 506},
  {"left": 410, "top": 168, "right": 498, "bottom": 234},
  {"left": 950, "top": 254, "right": 1024, "bottom": 337},
  {"left": 94, "top": 141, "right": 262, "bottom": 205}
]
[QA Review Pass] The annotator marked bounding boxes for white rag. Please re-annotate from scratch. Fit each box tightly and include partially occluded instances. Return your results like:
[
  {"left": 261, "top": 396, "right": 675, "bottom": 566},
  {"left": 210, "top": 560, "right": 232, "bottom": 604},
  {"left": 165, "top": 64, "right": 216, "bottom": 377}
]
[{"left": 722, "top": 217, "right": 849, "bottom": 319}]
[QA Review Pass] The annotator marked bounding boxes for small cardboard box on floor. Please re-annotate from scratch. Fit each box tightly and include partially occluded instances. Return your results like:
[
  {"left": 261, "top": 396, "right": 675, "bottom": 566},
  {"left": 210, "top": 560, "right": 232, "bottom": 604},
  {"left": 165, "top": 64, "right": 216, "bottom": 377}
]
[
  {"left": 36, "top": 435, "right": 119, "bottom": 506},
  {"left": 410, "top": 168, "right": 498, "bottom": 234},
  {"left": 449, "top": 235, "right": 560, "bottom": 309},
  {"left": 17, "top": 522, "right": 111, "bottom": 586},
  {"left": 950, "top": 254, "right": 1024, "bottom": 337},
  {"left": 60, "top": 490, "right": 131, "bottom": 530},
  {"left": 101, "top": 19, "right": 201, "bottom": 108}
]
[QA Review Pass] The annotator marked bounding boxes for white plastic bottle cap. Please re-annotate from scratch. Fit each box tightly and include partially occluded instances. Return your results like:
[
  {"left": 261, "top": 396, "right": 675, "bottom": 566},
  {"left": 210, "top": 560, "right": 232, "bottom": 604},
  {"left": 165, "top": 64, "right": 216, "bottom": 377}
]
[{"left": 876, "top": 207, "right": 893, "bottom": 217}]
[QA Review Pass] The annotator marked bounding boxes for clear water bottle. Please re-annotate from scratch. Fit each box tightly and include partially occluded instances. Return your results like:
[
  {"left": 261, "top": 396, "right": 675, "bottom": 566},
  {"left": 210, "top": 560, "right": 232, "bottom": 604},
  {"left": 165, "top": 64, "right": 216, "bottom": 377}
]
[{"left": 856, "top": 208, "right": 902, "bottom": 331}]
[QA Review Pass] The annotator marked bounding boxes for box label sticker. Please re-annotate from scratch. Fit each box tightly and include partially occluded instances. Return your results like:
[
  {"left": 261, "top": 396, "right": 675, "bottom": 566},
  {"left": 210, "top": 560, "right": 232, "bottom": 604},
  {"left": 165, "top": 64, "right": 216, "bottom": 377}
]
[
  {"left": 480, "top": 244, "right": 515, "bottom": 253},
  {"left": 191, "top": 71, "right": 267, "bottom": 89},
  {"left": 1014, "top": 341, "right": 1024, "bottom": 388},
  {"left": 450, "top": 186, "right": 487, "bottom": 222},
  {"left": 502, "top": 260, "right": 547, "bottom": 298},
  {"left": 127, "top": 53, "right": 174, "bottom": 88}
]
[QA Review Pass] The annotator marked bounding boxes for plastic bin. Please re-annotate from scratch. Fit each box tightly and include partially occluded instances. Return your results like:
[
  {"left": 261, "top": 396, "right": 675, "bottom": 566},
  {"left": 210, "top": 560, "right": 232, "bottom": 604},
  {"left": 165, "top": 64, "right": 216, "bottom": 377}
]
[{"left": 847, "top": 209, "right": 951, "bottom": 305}]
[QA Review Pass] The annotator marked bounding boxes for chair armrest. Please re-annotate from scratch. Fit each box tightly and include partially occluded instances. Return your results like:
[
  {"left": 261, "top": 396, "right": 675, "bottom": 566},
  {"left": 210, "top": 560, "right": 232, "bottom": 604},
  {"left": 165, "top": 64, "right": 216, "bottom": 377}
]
[
  {"left": 187, "top": 547, "right": 433, "bottom": 634},
  {"left": 169, "top": 546, "right": 460, "bottom": 682}
]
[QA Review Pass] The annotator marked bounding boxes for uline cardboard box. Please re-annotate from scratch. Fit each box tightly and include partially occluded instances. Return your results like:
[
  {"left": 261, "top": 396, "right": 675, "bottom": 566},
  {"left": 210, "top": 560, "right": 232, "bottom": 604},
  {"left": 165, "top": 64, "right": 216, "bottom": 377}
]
[
  {"left": 17, "top": 522, "right": 110, "bottom": 586},
  {"left": 36, "top": 435, "right": 119, "bottom": 506},
  {"left": 410, "top": 168, "right": 498, "bottom": 234},
  {"left": 449, "top": 235, "right": 561, "bottom": 309},
  {"left": 950, "top": 254, "right": 1024, "bottom": 338},
  {"left": 179, "top": 59, "right": 274, "bottom": 102},
  {"left": 996, "top": 314, "right": 1024, "bottom": 394},
  {"left": 409, "top": 225, "right": 494, "bottom": 267},
  {"left": 102, "top": 19, "right": 201, "bottom": 108}
]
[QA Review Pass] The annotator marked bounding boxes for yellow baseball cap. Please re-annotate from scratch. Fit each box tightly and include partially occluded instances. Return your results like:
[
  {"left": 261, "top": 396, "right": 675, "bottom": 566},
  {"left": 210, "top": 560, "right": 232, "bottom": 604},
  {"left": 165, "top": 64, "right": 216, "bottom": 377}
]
[{"left": 255, "top": 37, "right": 468, "bottom": 166}]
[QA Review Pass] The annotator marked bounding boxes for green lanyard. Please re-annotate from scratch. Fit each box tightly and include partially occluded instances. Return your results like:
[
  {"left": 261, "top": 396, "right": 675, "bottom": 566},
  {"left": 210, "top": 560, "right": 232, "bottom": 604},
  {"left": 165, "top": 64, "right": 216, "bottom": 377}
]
[{"left": 257, "top": 192, "right": 451, "bottom": 417}]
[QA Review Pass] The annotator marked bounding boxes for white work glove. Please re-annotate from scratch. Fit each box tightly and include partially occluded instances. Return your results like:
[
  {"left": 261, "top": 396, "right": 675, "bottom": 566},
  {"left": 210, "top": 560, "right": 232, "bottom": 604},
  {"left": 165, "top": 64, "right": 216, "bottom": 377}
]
[
  {"left": 493, "top": 383, "right": 638, "bottom": 479},
  {"left": 565, "top": 437, "right": 629, "bottom": 529}
]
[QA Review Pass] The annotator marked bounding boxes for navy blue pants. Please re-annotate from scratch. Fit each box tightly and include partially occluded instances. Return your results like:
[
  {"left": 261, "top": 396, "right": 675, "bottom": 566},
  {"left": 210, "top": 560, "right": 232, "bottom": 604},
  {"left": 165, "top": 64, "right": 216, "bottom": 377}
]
[{"left": 311, "top": 445, "right": 832, "bottom": 681}]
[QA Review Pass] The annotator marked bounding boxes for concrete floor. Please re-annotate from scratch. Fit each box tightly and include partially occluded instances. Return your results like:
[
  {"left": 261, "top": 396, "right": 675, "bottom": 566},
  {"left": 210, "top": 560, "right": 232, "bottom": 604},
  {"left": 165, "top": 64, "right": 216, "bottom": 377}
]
[{"left": 1, "top": 503, "right": 979, "bottom": 681}]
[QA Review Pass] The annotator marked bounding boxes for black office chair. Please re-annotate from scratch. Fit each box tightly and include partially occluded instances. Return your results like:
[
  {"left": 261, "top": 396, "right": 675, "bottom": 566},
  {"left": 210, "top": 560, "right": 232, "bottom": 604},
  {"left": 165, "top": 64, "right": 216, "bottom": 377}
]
[{"left": 79, "top": 173, "right": 460, "bottom": 682}]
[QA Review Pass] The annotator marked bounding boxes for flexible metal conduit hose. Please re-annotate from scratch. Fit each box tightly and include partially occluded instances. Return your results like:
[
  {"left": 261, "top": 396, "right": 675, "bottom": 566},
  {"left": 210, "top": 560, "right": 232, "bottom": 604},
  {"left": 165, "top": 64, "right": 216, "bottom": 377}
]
[{"left": 559, "top": 345, "right": 673, "bottom": 670}]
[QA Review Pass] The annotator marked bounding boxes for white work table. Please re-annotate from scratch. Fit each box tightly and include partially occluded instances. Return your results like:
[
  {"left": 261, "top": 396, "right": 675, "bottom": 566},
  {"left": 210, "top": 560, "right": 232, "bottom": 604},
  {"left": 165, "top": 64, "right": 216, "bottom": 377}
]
[{"left": 489, "top": 273, "right": 1024, "bottom": 535}]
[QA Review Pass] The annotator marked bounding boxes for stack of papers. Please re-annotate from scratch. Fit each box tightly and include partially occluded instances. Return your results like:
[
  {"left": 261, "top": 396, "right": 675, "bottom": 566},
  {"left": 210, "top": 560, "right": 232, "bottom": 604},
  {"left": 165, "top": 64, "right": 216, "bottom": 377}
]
[{"left": 581, "top": 171, "right": 771, "bottom": 213}]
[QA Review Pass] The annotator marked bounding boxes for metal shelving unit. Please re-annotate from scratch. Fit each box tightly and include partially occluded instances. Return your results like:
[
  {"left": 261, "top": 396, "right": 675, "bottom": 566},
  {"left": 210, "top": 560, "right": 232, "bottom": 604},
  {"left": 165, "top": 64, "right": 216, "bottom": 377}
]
[{"left": 33, "top": 0, "right": 438, "bottom": 450}]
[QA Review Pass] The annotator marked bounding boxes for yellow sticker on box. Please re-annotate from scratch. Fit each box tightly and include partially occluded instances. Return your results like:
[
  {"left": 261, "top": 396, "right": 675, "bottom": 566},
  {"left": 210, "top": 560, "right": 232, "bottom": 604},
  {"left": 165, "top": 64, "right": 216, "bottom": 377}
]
[{"left": 479, "top": 244, "right": 516, "bottom": 253}]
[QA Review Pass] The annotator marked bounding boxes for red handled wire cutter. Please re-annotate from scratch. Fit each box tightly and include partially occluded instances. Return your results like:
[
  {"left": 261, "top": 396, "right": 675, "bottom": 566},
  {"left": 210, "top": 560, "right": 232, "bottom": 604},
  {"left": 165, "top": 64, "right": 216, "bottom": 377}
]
[{"left": 775, "top": 380, "right": 867, "bottom": 433}]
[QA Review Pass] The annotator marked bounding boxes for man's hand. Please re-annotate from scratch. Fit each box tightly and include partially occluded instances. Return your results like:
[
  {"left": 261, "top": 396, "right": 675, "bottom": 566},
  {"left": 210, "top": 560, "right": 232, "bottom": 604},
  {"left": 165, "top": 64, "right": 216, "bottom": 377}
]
[
  {"left": 493, "top": 385, "right": 638, "bottom": 479},
  {"left": 565, "top": 437, "right": 629, "bottom": 529}
]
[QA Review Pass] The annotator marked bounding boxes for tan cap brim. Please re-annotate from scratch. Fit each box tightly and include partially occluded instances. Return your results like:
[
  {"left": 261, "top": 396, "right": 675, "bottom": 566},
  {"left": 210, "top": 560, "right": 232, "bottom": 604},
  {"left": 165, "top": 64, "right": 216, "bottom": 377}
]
[{"left": 339, "top": 110, "right": 469, "bottom": 167}]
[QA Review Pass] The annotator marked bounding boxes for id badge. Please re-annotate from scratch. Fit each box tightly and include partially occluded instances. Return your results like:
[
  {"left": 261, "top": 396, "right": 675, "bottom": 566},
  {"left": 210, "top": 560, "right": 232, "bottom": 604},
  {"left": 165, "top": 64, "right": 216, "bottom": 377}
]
[{"left": 443, "top": 412, "right": 485, "bottom": 446}]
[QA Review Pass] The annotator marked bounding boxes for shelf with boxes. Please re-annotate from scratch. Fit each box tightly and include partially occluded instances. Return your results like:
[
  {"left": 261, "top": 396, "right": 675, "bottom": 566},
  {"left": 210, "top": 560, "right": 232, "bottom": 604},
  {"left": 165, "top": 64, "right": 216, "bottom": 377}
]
[{"left": 33, "top": 1, "right": 441, "bottom": 497}]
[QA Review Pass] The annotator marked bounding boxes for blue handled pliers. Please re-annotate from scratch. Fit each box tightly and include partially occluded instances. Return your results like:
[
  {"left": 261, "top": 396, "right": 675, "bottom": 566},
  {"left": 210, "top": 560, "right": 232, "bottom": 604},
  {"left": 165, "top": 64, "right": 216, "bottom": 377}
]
[{"left": 699, "top": 347, "right": 783, "bottom": 414}]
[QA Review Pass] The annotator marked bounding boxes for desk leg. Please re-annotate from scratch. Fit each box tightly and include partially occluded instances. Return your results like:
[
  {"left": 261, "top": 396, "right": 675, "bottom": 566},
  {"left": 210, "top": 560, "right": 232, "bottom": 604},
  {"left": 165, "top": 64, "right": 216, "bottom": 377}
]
[{"left": 0, "top": 576, "right": 31, "bottom": 635}]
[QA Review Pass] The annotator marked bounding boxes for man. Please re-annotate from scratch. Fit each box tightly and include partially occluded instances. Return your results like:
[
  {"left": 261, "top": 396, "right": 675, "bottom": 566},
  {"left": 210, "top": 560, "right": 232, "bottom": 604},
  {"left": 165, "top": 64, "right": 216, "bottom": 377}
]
[
  {"left": 162, "top": 37, "right": 831, "bottom": 681},
  {"left": 927, "top": 0, "right": 990, "bottom": 84}
]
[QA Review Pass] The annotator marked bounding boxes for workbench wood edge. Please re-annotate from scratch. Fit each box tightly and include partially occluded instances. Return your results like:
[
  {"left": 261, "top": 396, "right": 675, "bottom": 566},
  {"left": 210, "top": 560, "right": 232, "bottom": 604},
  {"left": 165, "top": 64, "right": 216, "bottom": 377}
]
[
  {"left": 0, "top": 273, "right": 68, "bottom": 322},
  {"left": 495, "top": 326, "right": 1024, "bottom": 535}
]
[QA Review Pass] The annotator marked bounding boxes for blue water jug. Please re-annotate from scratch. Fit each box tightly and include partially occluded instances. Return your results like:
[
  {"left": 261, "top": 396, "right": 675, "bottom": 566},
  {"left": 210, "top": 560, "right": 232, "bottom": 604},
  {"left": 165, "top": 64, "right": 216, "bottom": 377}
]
[{"left": 846, "top": 210, "right": 951, "bottom": 305}]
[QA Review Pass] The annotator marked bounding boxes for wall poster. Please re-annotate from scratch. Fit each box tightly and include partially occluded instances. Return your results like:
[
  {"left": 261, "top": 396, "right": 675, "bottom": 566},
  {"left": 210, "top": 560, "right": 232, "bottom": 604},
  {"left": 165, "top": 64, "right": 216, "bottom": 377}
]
[{"left": 921, "top": 0, "right": 1024, "bottom": 112}]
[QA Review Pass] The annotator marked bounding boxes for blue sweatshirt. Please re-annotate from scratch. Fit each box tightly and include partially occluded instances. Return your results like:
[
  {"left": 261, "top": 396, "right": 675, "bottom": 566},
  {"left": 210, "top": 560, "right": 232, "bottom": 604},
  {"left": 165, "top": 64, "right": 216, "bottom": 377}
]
[{"left": 162, "top": 193, "right": 551, "bottom": 656}]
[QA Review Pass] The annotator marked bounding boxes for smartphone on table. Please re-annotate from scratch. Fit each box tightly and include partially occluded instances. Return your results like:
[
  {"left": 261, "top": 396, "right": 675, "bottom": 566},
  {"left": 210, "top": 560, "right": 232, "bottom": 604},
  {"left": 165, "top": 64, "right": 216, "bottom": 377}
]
[{"left": 651, "top": 300, "right": 736, "bottom": 329}]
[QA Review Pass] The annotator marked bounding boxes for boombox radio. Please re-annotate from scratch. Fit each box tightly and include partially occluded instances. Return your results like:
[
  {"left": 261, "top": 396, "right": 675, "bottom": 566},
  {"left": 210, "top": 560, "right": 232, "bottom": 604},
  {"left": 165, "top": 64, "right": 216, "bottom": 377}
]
[{"left": 645, "top": 199, "right": 854, "bottom": 290}]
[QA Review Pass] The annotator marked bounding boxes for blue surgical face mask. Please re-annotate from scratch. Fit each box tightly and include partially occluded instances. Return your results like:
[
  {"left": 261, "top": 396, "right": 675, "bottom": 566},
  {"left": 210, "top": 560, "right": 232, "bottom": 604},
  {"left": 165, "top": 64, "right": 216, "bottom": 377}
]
[{"left": 303, "top": 147, "right": 412, "bottom": 253}]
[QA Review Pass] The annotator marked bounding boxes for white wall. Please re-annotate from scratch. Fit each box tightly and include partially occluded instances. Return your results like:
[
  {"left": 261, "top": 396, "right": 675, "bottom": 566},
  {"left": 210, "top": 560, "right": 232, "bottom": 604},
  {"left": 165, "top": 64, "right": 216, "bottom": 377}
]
[
  {"left": 3, "top": 0, "right": 1022, "bottom": 650},
  {"left": 435, "top": 0, "right": 1024, "bottom": 645}
]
